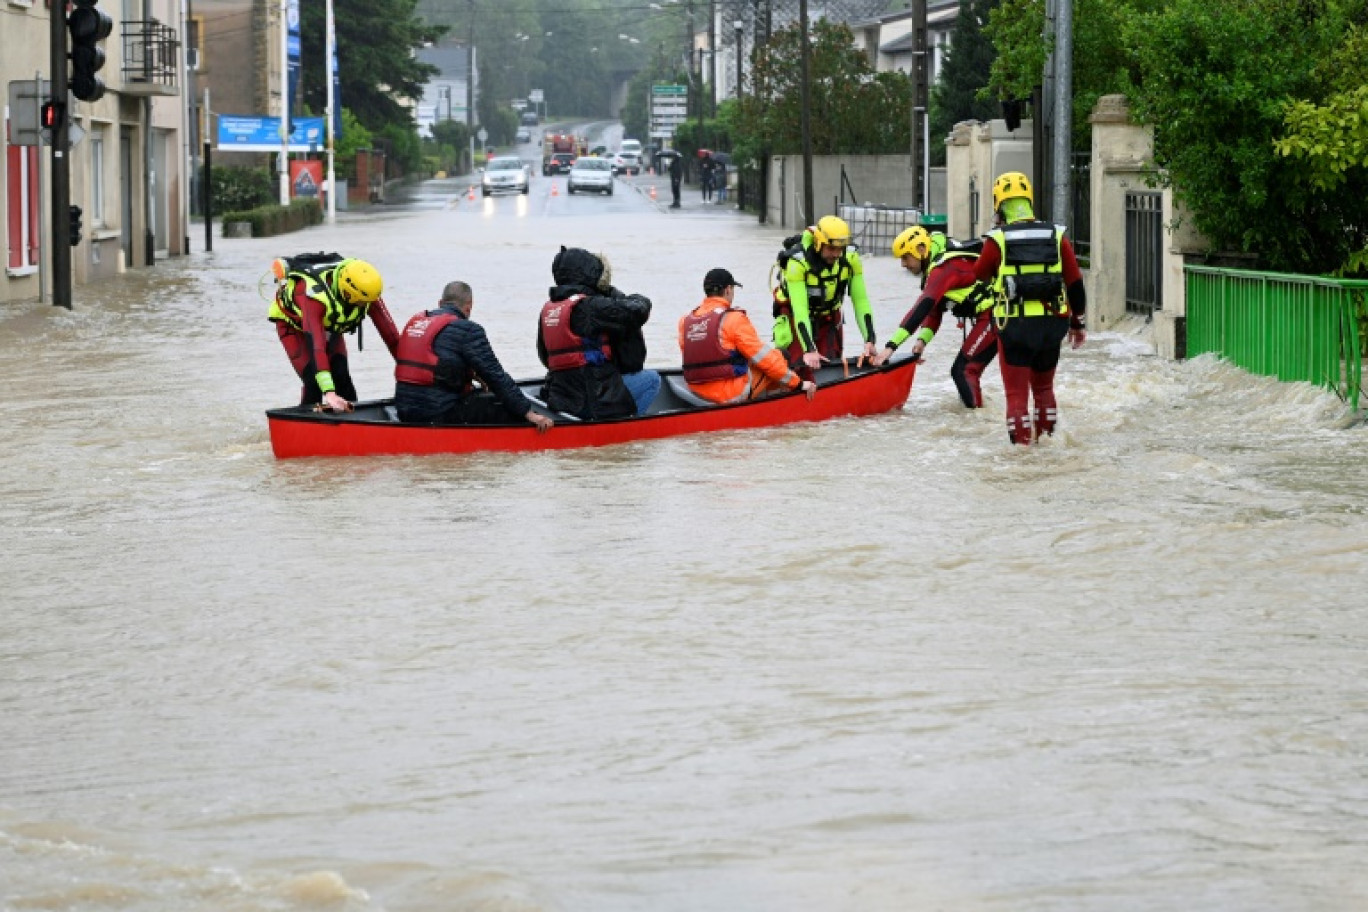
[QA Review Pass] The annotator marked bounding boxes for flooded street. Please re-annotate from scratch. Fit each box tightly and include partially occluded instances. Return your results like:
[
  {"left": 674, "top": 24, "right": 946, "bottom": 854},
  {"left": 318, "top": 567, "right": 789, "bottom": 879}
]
[{"left": 3, "top": 173, "right": 1367, "bottom": 912}]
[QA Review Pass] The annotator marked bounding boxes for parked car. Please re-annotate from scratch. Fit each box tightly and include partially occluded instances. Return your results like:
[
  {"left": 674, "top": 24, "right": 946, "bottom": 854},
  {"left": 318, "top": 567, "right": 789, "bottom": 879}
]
[
  {"left": 482, "top": 156, "right": 530, "bottom": 196},
  {"left": 611, "top": 150, "right": 641, "bottom": 176},
  {"left": 545, "top": 152, "right": 576, "bottom": 175},
  {"left": 566, "top": 157, "right": 614, "bottom": 195}
]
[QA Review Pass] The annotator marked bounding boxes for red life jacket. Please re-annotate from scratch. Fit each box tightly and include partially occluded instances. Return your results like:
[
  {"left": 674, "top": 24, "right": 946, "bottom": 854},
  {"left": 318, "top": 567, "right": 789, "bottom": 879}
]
[
  {"left": 540, "top": 294, "right": 612, "bottom": 371},
  {"left": 394, "top": 309, "right": 471, "bottom": 390},
  {"left": 681, "top": 306, "right": 748, "bottom": 384}
]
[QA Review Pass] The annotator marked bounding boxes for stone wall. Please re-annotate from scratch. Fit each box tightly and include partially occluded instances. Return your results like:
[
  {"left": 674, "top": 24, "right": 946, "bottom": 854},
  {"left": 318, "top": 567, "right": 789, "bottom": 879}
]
[{"left": 763, "top": 154, "right": 946, "bottom": 229}]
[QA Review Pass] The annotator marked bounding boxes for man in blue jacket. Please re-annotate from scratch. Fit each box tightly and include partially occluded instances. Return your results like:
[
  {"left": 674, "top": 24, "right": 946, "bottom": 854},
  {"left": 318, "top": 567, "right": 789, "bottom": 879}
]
[{"left": 394, "top": 281, "right": 553, "bottom": 431}]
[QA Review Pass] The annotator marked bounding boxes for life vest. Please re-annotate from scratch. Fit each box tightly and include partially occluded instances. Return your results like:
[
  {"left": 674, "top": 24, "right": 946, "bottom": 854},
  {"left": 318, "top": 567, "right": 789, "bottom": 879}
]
[
  {"left": 681, "top": 307, "right": 748, "bottom": 384},
  {"left": 540, "top": 295, "right": 612, "bottom": 371},
  {"left": 985, "top": 221, "right": 1070, "bottom": 320},
  {"left": 931, "top": 250, "right": 980, "bottom": 313},
  {"left": 268, "top": 254, "right": 370, "bottom": 333},
  {"left": 393, "top": 308, "right": 472, "bottom": 391},
  {"left": 776, "top": 241, "right": 857, "bottom": 316}
]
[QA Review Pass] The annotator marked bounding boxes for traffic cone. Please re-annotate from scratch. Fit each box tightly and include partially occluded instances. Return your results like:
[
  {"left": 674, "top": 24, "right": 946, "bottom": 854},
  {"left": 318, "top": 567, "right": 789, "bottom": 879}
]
[
  {"left": 649, "top": 185, "right": 657, "bottom": 201},
  {"left": 467, "top": 184, "right": 476, "bottom": 201},
  {"left": 551, "top": 181, "right": 559, "bottom": 197}
]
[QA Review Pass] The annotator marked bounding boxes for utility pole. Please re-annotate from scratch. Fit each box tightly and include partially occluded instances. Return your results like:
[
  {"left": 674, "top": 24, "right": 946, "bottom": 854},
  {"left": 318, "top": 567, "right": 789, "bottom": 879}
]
[
  {"left": 49, "top": 0, "right": 72, "bottom": 308},
  {"left": 910, "top": 0, "right": 927, "bottom": 213},
  {"left": 1051, "top": 0, "right": 1073, "bottom": 227},
  {"left": 708, "top": 0, "right": 716, "bottom": 122},
  {"left": 799, "top": 0, "right": 813, "bottom": 223},
  {"left": 467, "top": 1, "right": 476, "bottom": 174},
  {"left": 278, "top": 0, "right": 289, "bottom": 205}
]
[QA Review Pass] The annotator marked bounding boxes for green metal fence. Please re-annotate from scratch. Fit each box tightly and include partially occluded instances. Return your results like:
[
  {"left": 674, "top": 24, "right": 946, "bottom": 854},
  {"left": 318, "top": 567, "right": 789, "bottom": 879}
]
[{"left": 1185, "top": 266, "right": 1367, "bottom": 411}]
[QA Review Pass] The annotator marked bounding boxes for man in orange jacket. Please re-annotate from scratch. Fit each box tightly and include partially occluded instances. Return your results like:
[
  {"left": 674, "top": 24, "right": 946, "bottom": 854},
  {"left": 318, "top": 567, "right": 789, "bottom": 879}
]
[{"left": 679, "top": 268, "right": 816, "bottom": 404}]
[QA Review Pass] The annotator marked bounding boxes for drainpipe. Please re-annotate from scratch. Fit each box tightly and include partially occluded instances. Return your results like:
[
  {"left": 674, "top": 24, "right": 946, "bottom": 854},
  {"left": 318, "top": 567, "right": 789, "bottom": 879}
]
[{"left": 144, "top": 0, "right": 155, "bottom": 265}]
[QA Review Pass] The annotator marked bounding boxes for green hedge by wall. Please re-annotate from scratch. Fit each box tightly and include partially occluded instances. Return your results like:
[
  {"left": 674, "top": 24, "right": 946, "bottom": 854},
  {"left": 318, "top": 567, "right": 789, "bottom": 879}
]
[{"left": 221, "top": 198, "right": 323, "bottom": 237}]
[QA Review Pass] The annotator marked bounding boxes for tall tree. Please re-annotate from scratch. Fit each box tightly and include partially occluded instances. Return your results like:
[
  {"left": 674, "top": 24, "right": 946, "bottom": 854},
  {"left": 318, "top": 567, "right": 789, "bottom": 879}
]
[
  {"left": 740, "top": 20, "right": 912, "bottom": 156},
  {"left": 299, "top": 0, "right": 444, "bottom": 131},
  {"left": 1274, "top": 22, "right": 1368, "bottom": 275},
  {"left": 930, "top": 0, "right": 1001, "bottom": 165},
  {"left": 1125, "top": 0, "right": 1362, "bottom": 273}
]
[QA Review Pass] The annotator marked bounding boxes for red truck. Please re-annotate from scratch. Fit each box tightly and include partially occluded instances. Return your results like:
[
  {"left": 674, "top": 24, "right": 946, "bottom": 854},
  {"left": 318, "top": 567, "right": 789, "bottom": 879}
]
[
  {"left": 542, "top": 132, "right": 582, "bottom": 175},
  {"left": 542, "top": 132, "right": 592, "bottom": 175}
]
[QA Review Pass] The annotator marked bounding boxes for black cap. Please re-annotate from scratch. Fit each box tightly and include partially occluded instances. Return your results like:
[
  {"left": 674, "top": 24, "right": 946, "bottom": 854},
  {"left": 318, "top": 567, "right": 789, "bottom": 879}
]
[{"left": 703, "top": 267, "right": 742, "bottom": 295}]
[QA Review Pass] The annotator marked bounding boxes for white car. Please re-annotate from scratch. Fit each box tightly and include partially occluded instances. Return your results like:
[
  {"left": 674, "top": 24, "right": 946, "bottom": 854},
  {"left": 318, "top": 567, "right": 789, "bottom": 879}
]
[
  {"left": 611, "top": 151, "right": 641, "bottom": 175},
  {"left": 567, "top": 157, "right": 614, "bottom": 195},
  {"left": 482, "top": 157, "right": 530, "bottom": 196}
]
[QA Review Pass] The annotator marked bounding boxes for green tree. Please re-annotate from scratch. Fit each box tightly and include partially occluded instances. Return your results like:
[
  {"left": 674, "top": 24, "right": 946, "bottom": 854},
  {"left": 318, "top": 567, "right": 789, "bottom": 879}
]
[
  {"left": 1125, "top": 0, "right": 1364, "bottom": 273},
  {"left": 985, "top": 0, "right": 1148, "bottom": 150},
  {"left": 930, "top": 0, "right": 1001, "bottom": 165},
  {"left": 299, "top": 0, "right": 444, "bottom": 134},
  {"left": 739, "top": 20, "right": 912, "bottom": 156},
  {"left": 1274, "top": 23, "right": 1368, "bottom": 274}
]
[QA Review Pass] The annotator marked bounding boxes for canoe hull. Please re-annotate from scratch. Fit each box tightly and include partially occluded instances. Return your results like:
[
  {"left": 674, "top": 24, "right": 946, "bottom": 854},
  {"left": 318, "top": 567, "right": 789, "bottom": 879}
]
[{"left": 266, "top": 358, "right": 917, "bottom": 458}]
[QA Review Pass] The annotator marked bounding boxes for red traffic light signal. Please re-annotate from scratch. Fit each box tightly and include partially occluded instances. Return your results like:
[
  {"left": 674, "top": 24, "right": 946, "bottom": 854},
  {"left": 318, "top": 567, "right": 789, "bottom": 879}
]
[
  {"left": 41, "top": 100, "right": 65, "bottom": 130},
  {"left": 68, "top": 0, "right": 113, "bottom": 103}
]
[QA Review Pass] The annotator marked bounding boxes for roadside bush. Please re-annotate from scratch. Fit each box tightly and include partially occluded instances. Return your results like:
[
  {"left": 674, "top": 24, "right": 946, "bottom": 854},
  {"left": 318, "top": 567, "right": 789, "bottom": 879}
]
[
  {"left": 210, "top": 166, "right": 275, "bottom": 213},
  {"left": 220, "top": 198, "right": 323, "bottom": 238}
]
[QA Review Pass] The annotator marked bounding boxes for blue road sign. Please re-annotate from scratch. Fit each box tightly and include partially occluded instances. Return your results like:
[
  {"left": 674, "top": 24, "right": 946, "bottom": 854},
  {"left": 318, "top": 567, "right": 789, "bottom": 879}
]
[{"left": 216, "top": 115, "right": 325, "bottom": 152}]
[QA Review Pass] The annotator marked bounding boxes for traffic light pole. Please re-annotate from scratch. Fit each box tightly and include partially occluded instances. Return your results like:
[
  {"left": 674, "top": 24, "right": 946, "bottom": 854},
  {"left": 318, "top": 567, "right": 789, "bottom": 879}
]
[{"left": 49, "top": 0, "right": 72, "bottom": 309}]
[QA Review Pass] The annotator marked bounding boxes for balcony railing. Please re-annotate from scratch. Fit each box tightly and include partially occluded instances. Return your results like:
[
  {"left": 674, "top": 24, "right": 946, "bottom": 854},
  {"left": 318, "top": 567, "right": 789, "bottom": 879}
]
[{"left": 121, "top": 20, "right": 181, "bottom": 96}]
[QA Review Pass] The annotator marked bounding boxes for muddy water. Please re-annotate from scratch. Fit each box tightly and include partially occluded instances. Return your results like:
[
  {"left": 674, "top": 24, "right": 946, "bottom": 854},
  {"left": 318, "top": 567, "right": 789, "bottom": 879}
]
[{"left": 2, "top": 187, "right": 1367, "bottom": 912}]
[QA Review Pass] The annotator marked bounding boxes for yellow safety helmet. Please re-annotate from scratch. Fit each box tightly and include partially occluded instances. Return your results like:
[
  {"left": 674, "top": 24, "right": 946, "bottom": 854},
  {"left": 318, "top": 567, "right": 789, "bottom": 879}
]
[
  {"left": 892, "top": 225, "right": 932, "bottom": 260},
  {"left": 811, "top": 215, "right": 851, "bottom": 249},
  {"left": 992, "top": 172, "right": 1033, "bottom": 210},
  {"left": 336, "top": 259, "right": 383, "bottom": 305}
]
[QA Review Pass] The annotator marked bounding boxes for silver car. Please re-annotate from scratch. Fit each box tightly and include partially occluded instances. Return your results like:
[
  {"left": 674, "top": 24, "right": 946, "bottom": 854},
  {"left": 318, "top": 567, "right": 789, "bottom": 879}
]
[
  {"left": 482, "top": 157, "right": 530, "bottom": 196},
  {"left": 567, "top": 157, "right": 614, "bottom": 195}
]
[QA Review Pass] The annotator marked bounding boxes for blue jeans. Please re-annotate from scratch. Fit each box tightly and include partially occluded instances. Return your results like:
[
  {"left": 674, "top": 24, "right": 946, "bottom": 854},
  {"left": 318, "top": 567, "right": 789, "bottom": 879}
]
[{"left": 622, "top": 370, "right": 661, "bottom": 416}]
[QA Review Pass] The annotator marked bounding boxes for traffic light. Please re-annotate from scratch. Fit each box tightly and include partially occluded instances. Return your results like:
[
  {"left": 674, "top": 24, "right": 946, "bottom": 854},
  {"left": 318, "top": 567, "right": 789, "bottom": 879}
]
[
  {"left": 68, "top": 0, "right": 113, "bottom": 103},
  {"left": 1001, "top": 98, "right": 1024, "bottom": 132},
  {"left": 69, "top": 205, "right": 83, "bottom": 247},
  {"left": 41, "top": 100, "right": 65, "bottom": 131}
]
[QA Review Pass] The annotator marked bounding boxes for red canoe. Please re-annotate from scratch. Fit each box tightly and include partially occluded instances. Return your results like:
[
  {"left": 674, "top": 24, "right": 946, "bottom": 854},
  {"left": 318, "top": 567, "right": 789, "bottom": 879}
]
[{"left": 266, "top": 354, "right": 918, "bottom": 458}]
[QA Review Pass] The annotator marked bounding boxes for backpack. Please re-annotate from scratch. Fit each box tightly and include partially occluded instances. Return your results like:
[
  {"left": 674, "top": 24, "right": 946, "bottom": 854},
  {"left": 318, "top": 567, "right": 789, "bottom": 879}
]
[
  {"left": 774, "top": 233, "right": 805, "bottom": 272},
  {"left": 284, "top": 251, "right": 344, "bottom": 276}
]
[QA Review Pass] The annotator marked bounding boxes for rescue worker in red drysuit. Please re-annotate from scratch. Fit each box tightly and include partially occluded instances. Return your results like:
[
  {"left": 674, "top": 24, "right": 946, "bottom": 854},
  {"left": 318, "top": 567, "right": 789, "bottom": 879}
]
[
  {"left": 970, "top": 172, "right": 1087, "bottom": 445},
  {"left": 268, "top": 256, "right": 400, "bottom": 412},
  {"left": 678, "top": 267, "right": 816, "bottom": 404},
  {"left": 872, "top": 227, "right": 997, "bottom": 408},
  {"left": 394, "top": 280, "right": 553, "bottom": 432}
]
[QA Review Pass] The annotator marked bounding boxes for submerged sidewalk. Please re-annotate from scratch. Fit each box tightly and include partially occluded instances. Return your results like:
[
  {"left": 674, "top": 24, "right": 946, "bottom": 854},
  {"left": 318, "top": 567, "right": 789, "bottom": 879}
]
[{"left": 619, "top": 171, "right": 750, "bottom": 218}]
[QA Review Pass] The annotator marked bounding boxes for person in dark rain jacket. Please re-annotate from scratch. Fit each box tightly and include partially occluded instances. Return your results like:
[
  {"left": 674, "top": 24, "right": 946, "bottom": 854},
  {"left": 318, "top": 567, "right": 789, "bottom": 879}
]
[{"left": 537, "top": 247, "right": 661, "bottom": 420}]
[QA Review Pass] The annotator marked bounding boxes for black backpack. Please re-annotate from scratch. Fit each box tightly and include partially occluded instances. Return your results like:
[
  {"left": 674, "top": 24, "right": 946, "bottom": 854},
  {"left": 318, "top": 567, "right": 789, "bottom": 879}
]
[
  {"left": 283, "top": 251, "right": 344, "bottom": 276},
  {"left": 774, "top": 233, "right": 805, "bottom": 272}
]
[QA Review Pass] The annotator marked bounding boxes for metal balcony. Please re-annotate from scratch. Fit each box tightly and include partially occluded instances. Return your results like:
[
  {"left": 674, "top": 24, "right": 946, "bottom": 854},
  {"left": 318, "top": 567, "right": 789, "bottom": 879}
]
[{"left": 121, "top": 20, "right": 181, "bottom": 96}]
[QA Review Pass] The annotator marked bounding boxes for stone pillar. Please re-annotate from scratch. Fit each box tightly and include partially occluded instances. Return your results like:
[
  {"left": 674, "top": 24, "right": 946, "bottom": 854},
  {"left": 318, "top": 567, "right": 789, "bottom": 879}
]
[
  {"left": 945, "top": 121, "right": 975, "bottom": 239},
  {"left": 1154, "top": 190, "right": 1209, "bottom": 359},
  {"left": 1088, "top": 94, "right": 1154, "bottom": 332}
]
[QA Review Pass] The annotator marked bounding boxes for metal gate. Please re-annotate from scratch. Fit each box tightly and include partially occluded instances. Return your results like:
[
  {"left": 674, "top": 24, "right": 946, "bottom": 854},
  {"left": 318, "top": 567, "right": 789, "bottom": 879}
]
[
  {"left": 1125, "top": 191, "right": 1163, "bottom": 314},
  {"left": 1071, "top": 152, "right": 1091, "bottom": 260}
]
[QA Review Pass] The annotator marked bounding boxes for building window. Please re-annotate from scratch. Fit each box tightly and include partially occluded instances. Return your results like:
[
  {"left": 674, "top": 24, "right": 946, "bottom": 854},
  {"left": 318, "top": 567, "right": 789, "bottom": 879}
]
[{"left": 90, "top": 129, "right": 106, "bottom": 228}]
